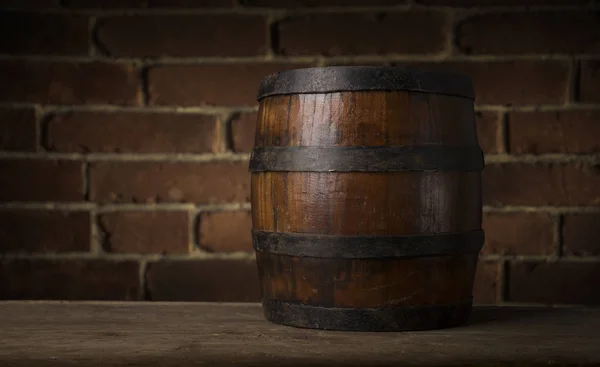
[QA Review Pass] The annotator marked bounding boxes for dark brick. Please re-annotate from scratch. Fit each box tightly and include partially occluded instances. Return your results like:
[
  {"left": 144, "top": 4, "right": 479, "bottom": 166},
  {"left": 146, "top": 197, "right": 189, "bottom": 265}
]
[
  {"left": 45, "top": 111, "right": 219, "bottom": 154},
  {"left": 0, "top": 60, "right": 141, "bottom": 105},
  {"left": 508, "top": 261, "right": 600, "bottom": 305},
  {"left": 457, "top": 12, "right": 600, "bottom": 55},
  {"left": 99, "top": 211, "right": 189, "bottom": 254},
  {"left": 0, "top": 0, "right": 60, "bottom": 8},
  {"left": 563, "top": 214, "right": 600, "bottom": 256},
  {"left": 231, "top": 112, "right": 257, "bottom": 153},
  {"left": 0, "top": 210, "right": 90, "bottom": 253},
  {"left": 146, "top": 259, "right": 260, "bottom": 301},
  {"left": 473, "top": 260, "right": 501, "bottom": 305},
  {"left": 0, "top": 107, "right": 36, "bottom": 152},
  {"left": 278, "top": 12, "right": 447, "bottom": 56},
  {"left": 476, "top": 111, "right": 501, "bottom": 153},
  {"left": 482, "top": 212, "right": 555, "bottom": 255},
  {"left": 149, "top": 63, "right": 310, "bottom": 106},
  {"left": 416, "top": 0, "right": 588, "bottom": 5},
  {"left": 242, "top": 0, "right": 407, "bottom": 7},
  {"left": 0, "top": 259, "right": 140, "bottom": 300},
  {"left": 198, "top": 211, "right": 252, "bottom": 253},
  {"left": 508, "top": 110, "right": 600, "bottom": 154},
  {"left": 401, "top": 61, "right": 569, "bottom": 105},
  {"left": 0, "top": 159, "right": 83, "bottom": 202},
  {"left": 62, "top": 0, "right": 146, "bottom": 7},
  {"left": 0, "top": 11, "right": 88, "bottom": 55},
  {"left": 483, "top": 163, "right": 600, "bottom": 206},
  {"left": 89, "top": 161, "right": 250, "bottom": 204},
  {"left": 96, "top": 15, "right": 267, "bottom": 57},
  {"left": 580, "top": 60, "right": 600, "bottom": 102},
  {"left": 149, "top": 0, "right": 235, "bottom": 6}
]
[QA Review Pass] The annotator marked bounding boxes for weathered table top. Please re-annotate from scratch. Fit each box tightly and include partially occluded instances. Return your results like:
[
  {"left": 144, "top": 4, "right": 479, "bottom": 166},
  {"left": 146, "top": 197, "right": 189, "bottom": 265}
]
[{"left": 0, "top": 302, "right": 599, "bottom": 366}]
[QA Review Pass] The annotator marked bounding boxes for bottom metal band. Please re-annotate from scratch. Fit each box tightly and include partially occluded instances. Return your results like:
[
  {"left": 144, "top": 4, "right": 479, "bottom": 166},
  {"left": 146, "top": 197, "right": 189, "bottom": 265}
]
[{"left": 263, "top": 298, "right": 473, "bottom": 332}]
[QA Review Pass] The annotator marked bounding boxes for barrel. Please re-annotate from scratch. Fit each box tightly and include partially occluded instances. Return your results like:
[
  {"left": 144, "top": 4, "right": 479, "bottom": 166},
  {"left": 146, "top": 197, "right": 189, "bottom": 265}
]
[{"left": 249, "top": 66, "right": 484, "bottom": 332}]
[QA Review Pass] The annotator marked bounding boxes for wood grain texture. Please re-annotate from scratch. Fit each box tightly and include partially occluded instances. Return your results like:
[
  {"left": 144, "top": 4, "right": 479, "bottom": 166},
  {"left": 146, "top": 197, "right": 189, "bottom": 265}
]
[
  {"left": 257, "top": 253, "right": 478, "bottom": 307},
  {"left": 255, "top": 92, "right": 478, "bottom": 147},
  {"left": 0, "top": 302, "right": 599, "bottom": 366},
  {"left": 251, "top": 89, "right": 483, "bottom": 330}
]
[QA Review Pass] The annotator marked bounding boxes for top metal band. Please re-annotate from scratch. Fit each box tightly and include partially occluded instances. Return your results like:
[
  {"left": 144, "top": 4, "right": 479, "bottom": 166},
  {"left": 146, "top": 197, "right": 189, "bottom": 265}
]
[{"left": 257, "top": 66, "right": 474, "bottom": 100}]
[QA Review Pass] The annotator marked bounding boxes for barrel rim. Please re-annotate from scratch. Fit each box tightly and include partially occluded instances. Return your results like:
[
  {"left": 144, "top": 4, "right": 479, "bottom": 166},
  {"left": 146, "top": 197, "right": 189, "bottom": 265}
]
[{"left": 257, "top": 66, "right": 475, "bottom": 100}]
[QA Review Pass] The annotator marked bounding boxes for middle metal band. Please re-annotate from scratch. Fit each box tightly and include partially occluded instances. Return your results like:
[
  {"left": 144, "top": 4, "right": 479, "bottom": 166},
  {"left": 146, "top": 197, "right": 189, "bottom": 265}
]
[{"left": 252, "top": 230, "right": 485, "bottom": 259}]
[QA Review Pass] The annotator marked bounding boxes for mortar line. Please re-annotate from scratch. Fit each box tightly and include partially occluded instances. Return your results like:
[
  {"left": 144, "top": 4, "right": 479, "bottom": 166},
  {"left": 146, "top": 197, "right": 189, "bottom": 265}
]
[
  {"left": 0, "top": 202, "right": 251, "bottom": 211},
  {"left": 0, "top": 103, "right": 260, "bottom": 114},
  {"left": 89, "top": 205, "right": 103, "bottom": 255},
  {"left": 483, "top": 206, "right": 600, "bottom": 214},
  {"left": 0, "top": 53, "right": 588, "bottom": 64},
  {"left": 0, "top": 252, "right": 257, "bottom": 261},
  {"left": 4, "top": 102, "right": 598, "bottom": 114},
  {"left": 88, "top": 16, "right": 97, "bottom": 58},
  {"left": 33, "top": 105, "right": 44, "bottom": 153},
  {"left": 555, "top": 214, "right": 564, "bottom": 257},
  {"left": 2, "top": 151, "right": 600, "bottom": 163},
  {"left": 481, "top": 254, "right": 600, "bottom": 262},
  {"left": 138, "top": 258, "right": 148, "bottom": 300},
  {"left": 219, "top": 111, "right": 234, "bottom": 153},
  {"left": 498, "top": 259, "right": 507, "bottom": 303},
  {"left": 499, "top": 110, "right": 509, "bottom": 154},
  {"left": 190, "top": 209, "right": 199, "bottom": 253},
  {"left": 0, "top": 3, "right": 589, "bottom": 15},
  {"left": 0, "top": 152, "right": 251, "bottom": 162}
]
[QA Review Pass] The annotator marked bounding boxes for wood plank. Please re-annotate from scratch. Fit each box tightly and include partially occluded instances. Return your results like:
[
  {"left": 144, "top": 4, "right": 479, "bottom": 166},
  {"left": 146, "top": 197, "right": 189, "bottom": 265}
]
[{"left": 0, "top": 302, "right": 599, "bottom": 366}]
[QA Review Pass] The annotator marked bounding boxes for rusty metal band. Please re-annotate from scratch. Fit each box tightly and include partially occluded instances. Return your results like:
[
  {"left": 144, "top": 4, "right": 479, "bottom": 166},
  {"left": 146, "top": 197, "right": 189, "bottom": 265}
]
[
  {"left": 248, "top": 146, "right": 484, "bottom": 173},
  {"left": 262, "top": 298, "right": 473, "bottom": 332},
  {"left": 257, "top": 66, "right": 474, "bottom": 100},
  {"left": 252, "top": 230, "right": 484, "bottom": 259}
]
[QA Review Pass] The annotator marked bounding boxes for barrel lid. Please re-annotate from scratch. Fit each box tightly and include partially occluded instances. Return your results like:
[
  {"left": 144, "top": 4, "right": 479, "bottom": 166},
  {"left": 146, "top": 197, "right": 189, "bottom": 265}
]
[{"left": 257, "top": 66, "right": 474, "bottom": 100}]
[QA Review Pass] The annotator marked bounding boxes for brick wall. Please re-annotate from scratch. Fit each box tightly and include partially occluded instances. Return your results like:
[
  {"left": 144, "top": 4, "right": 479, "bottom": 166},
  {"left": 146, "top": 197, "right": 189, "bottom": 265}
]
[{"left": 0, "top": 0, "right": 599, "bottom": 305}]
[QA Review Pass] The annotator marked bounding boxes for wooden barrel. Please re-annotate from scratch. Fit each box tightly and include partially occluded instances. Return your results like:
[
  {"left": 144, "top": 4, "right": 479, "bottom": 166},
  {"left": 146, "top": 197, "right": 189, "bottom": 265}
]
[{"left": 249, "top": 66, "right": 484, "bottom": 332}]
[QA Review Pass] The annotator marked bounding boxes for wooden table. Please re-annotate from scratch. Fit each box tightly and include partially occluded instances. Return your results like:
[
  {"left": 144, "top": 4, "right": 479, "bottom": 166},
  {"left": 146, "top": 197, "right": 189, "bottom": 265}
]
[{"left": 1, "top": 302, "right": 598, "bottom": 366}]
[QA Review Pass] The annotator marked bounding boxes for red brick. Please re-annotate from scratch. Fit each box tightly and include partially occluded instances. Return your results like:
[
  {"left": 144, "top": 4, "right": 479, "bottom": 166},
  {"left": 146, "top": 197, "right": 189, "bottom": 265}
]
[
  {"left": 508, "top": 261, "right": 600, "bottom": 305},
  {"left": 89, "top": 161, "right": 250, "bottom": 204},
  {"left": 483, "top": 163, "right": 600, "bottom": 206},
  {"left": 277, "top": 12, "right": 447, "bottom": 56},
  {"left": 62, "top": 0, "right": 146, "bottom": 7},
  {"left": 96, "top": 15, "right": 267, "bottom": 57},
  {"left": 416, "top": 0, "right": 587, "bottom": 5},
  {"left": 476, "top": 111, "right": 501, "bottom": 154},
  {"left": 149, "top": 63, "right": 309, "bottom": 107},
  {"left": 482, "top": 212, "right": 555, "bottom": 255},
  {"left": 0, "top": 210, "right": 90, "bottom": 253},
  {"left": 508, "top": 110, "right": 600, "bottom": 154},
  {"left": 146, "top": 259, "right": 260, "bottom": 301},
  {"left": 0, "top": 107, "right": 36, "bottom": 152},
  {"left": 0, "top": 60, "right": 141, "bottom": 105},
  {"left": 0, "top": 12, "right": 88, "bottom": 55},
  {"left": 402, "top": 61, "right": 569, "bottom": 105},
  {"left": 0, "top": 0, "right": 60, "bottom": 8},
  {"left": 0, "top": 159, "right": 83, "bottom": 202},
  {"left": 473, "top": 260, "right": 501, "bottom": 305},
  {"left": 149, "top": 0, "right": 235, "bottom": 6},
  {"left": 0, "top": 259, "right": 140, "bottom": 300},
  {"left": 231, "top": 112, "right": 257, "bottom": 153},
  {"left": 198, "top": 211, "right": 252, "bottom": 253},
  {"left": 580, "top": 60, "right": 600, "bottom": 102},
  {"left": 242, "top": 0, "right": 407, "bottom": 7},
  {"left": 563, "top": 214, "right": 600, "bottom": 256},
  {"left": 99, "top": 211, "right": 189, "bottom": 254},
  {"left": 45, "top": 111, "right": 220, "bottom": 154},
  {"left": 457, "top": 12, "right": 600, "bottom": 55}
]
